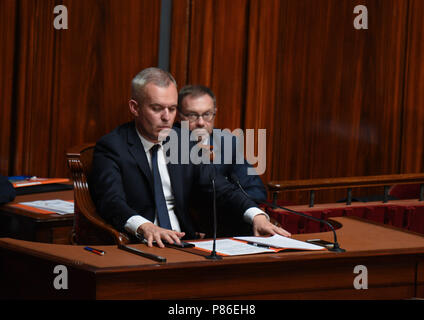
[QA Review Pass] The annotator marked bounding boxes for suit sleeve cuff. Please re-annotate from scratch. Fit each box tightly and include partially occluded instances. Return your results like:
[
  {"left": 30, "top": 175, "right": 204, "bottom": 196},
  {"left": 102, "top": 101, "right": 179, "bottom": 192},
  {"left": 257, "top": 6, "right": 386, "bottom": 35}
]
[
  {"left": 124, "top": 215, "right": 151, "bottom": 236},
  {"left": 243, "top": 207, "right": 270, "bottom": 224}
]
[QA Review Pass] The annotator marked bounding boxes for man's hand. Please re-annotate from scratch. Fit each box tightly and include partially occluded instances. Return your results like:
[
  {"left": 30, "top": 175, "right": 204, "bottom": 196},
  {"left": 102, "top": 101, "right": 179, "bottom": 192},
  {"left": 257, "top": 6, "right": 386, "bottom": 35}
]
[
  {"left": 137, "top": 222, "right": 185, "bottom": 248},
  {"left": 252, "top": 214, "right": 291, "bottom": 237}
]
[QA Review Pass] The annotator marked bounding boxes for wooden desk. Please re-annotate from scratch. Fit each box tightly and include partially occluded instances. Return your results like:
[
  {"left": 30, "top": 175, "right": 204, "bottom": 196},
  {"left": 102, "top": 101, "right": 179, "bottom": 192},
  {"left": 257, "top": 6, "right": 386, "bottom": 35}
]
[
  {"left": 1, "top": 217, "right": 423, "bottom": 300},
  {"left": 0, "top": 190, "right": 74, "bottom": 244}
]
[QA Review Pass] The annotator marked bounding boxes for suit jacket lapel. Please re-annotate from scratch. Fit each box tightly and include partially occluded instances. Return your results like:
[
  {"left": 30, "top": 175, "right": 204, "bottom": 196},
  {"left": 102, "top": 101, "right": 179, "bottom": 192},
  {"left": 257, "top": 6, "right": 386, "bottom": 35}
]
[{"left": 127, "top": 123, "right": 154, "bottom": 189}]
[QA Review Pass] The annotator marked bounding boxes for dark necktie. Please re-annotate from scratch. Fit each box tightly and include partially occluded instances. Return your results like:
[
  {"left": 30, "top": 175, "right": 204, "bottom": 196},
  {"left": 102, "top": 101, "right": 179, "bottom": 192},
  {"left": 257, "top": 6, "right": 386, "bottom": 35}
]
[{"left": 150, "top": 144, "right": 172, "bottom": 229}]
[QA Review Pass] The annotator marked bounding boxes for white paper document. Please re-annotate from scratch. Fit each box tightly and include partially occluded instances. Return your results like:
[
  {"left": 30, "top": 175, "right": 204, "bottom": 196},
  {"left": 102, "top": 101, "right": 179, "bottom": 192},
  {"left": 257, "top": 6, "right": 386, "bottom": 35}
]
[
  {"left": 234, "top": 234, "right": 324, "bottom": 251},
  {"left": 19, "top": 199, "right": 74, "bottom": 215},
  {"left": 188, "top": 239, "right": 275, "bottom": 256}
]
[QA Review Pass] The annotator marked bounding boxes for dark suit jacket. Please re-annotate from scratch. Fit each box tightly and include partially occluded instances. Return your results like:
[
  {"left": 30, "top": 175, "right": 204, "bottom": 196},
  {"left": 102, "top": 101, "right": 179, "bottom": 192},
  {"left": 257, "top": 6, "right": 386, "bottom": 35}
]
[
  {"left": 191, "top": 131, "right": 267, "bottom": 237},
  {"left": 210, "top": 131, "right": 267, "bottom": 201},
  {"left": 89, "top": 122, "right": 257, "bottom": 239},
  {"left": 0, "top": 175, "right": 15, "bottom": 205}
]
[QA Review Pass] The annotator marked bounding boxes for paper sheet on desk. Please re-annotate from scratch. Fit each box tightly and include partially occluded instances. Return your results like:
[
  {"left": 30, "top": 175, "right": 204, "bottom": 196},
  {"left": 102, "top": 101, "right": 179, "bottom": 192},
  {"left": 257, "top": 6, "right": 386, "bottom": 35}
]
[
  {"left": 235, "top": 234, "right": 324, "bottom": 250},
  {"left": 19, "top": 199, "right": 74, "bottom": 215},
  {"left": 188, "top": 239, "right": 275, "bottom": 256}
]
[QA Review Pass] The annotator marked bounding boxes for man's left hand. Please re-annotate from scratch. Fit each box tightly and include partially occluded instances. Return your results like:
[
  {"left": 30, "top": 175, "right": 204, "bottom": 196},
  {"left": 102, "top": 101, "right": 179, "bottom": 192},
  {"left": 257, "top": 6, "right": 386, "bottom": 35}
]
[{"left": 252, "top": 214, "right": 291, "bottom": 237}]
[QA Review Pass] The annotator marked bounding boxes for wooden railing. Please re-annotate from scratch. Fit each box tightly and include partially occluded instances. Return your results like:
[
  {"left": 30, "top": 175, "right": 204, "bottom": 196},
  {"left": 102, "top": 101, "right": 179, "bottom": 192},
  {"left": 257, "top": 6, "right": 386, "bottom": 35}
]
[{"left": 268, "top": 173, "right": 424, "bottom": 207}]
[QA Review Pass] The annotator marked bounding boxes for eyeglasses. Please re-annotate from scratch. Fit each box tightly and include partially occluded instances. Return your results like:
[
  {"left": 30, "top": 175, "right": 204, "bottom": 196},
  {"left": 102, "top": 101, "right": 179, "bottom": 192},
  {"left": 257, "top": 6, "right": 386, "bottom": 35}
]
[{"left": 179, "top": 110, "right": 216, "bottom": 122}]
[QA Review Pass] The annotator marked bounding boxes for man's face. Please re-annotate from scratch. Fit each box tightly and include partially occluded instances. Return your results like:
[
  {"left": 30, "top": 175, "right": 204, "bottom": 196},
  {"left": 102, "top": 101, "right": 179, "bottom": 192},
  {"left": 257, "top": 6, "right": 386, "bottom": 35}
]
[
  {"left": 130, "top": 83, "right": 178, "bottom": 143},
  {"left": 179, "top": 94, "right": 216, "bottom": 135}
]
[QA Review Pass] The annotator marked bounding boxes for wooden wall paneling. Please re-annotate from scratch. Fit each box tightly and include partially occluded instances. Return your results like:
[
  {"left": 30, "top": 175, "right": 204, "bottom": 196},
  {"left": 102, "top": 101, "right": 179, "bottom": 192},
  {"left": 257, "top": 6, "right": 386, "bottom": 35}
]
[
  {"left": 4, "top": 0, "right": 420, "bottom": 201},
  {"left": 12, "top": 0, "right": 57, "bottom": 177},
  {"left": 210, "top": 0, "right": 249, "bottom": 131},
  {"left": 185, "top": 0, "right": 214, "bottom": 87},
  {"left": 367, "top": 0, "right": 408, "bottom": 176},
  {"left": 244, "top": 0, "right": 285, "bottom": 184},
  {"left": 266, "top": 0, "right": 408, "bottom": 203},
  {"left": 50, "top": 0, "right": 109, "bottom": 177},
  {"left": 170, "top": 0, "right": 190, "bottom": 88},
  {"left": 171, "top": 0, "right": 248, "bottom": 131},
  {"left": 49, "top": 0, "right": 161, "bottom": 177},
  {"left": 0, "top": 0, "right": 16, "bottom": 175},
  {"left": 5, "top": 0, "right": 161, "bottom": 178},
  {"left": 400, "top": 0, "right": 424, "bottom": 174}
]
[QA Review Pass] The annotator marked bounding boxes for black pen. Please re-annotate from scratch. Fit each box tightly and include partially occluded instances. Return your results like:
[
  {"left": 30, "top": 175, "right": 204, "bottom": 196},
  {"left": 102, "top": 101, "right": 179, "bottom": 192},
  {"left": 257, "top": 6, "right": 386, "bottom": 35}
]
[{"left": 246, "top": 242, "right": 270, "bottom": 249}]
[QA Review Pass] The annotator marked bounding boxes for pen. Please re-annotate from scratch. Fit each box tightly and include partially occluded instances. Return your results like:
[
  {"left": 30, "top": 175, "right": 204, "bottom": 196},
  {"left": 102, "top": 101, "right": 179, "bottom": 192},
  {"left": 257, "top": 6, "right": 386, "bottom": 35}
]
[
  {"left": 118, "top": 244, "right": 167, "bottom": 263},
  {"left": 246, "top": 242, "right": 270, "bottom": 249},
  {"left": 84, "top": 246, "right": 105, "bottom": 256}
]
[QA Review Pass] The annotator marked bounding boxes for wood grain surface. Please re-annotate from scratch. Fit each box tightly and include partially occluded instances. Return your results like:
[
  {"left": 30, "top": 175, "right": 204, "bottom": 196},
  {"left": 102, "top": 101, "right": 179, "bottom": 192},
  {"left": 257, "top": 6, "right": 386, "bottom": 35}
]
[{"left": 1, "top": 1, "right": 423, "bottom": 204}]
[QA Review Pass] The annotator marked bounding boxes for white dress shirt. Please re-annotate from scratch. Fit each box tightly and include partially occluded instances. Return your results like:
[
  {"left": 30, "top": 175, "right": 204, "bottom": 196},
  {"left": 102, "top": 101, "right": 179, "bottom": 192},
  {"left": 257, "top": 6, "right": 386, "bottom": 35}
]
[
  {"left": 124, "top": 130, "right": 181, "bottom": 235},
  {"left": 124, "top": 129, "right": 267, "bottom": 237}
]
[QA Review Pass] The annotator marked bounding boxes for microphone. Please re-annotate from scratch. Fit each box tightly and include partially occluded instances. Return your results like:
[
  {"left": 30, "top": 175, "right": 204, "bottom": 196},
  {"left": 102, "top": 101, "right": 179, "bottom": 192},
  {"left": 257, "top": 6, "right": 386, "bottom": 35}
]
[
  {"left": 205, "top": 167, "right": 222, "bottom": 260},
  {"left": 229, "top": 173, "right": 345, "bottom": 253}
]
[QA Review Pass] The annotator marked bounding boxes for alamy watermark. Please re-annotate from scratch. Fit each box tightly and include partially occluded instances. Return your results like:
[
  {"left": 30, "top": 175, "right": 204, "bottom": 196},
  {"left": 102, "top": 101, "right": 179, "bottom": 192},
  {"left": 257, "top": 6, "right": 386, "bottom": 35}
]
[
  {"left": 53, "top": 265, "right": 68, "bottom": 290},
  {"left": 353, "top": 265, "right": 368, "bottom": 290},
  {"left": 353, "top": 5, "right": 368, "bottom": 30},
  {"left": 159, "top": 121, "right": 266, "bottom": 175},
  {"left": 52, "top": 4, "right": 369, "bottom": 31},
  {"left": 53, "top": 5, "right": 68, "bottom": 30}
]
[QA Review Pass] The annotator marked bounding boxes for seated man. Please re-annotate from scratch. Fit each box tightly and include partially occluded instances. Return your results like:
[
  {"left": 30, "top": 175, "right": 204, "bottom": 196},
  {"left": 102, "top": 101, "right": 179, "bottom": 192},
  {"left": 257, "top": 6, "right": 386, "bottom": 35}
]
[
  {"left": 0, "top": 175, "right": 15, "bottom": 205},
  {"left": 89, "top": 67, "right": 290, "bottom": 247},
  {"left": 177, "top": 85, "right": 267, "bottom": 237}
]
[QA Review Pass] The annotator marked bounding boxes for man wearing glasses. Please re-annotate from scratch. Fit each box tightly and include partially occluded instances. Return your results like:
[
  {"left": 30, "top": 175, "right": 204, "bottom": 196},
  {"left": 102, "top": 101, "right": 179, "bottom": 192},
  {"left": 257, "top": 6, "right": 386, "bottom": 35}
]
[
  {"left": 90, "top": 69, "right": 290, "bottom": 247},
  {"left": 177, "top": 85, "right": 268, "bottom": 237}
]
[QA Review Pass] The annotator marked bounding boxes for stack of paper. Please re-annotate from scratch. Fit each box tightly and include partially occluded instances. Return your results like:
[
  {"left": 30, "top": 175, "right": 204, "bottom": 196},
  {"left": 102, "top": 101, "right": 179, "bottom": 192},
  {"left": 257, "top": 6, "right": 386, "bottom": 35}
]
[
  {"left": 188, "top": 234, "right": 325, "bottom": 256},
  {"left": 235, "top": 234, "right": 324, "bottom": 250},
  {"left": 188, "top": 239, "right": 275, "bottom": 256},
  {"left": 19, "top": 200, "right": 74, "bottom": 215}
]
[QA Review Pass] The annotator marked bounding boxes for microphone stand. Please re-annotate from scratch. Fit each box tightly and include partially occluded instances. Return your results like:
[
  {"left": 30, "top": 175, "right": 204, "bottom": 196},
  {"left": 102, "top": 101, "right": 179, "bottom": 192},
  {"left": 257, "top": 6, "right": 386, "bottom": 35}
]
[
  {"left": 205, "top": 169, "right": 222, "bottom": 260},
  {"left": 230, "top": 174, "right": 345, "bottom": 253}
]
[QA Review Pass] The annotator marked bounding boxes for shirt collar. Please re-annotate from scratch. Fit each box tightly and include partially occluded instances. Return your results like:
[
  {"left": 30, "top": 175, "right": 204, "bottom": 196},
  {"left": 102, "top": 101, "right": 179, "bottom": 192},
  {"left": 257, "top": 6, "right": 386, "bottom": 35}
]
[{"left": 135, "top": 127, "right": 160, "bottom": 153}]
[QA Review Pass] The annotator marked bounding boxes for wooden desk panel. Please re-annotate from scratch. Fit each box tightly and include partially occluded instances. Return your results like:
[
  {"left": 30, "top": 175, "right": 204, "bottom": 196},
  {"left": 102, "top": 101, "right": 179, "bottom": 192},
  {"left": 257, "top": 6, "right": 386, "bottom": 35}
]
[
  {"left": 1, "top": 217, "right": 424, "bottom": 299},
  {"left": 0, "top": 190, "right": 74, "bottom": 244}
]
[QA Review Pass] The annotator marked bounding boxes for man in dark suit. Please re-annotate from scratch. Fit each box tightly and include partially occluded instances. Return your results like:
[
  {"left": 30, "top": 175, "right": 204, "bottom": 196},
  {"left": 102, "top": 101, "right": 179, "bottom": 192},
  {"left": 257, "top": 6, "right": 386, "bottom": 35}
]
[
  {"left": 90, "top": 67, "right": 290, "bottom": 248},
  {"left": 177, "top": 85, "right": 267, "bottom": 237}
]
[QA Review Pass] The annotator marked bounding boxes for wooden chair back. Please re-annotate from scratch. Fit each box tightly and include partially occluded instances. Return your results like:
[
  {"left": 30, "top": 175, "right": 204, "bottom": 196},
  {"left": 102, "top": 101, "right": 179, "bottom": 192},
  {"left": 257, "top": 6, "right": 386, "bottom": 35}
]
[{"left": 66, "top": 143, "right": 130, "bottom": 245}]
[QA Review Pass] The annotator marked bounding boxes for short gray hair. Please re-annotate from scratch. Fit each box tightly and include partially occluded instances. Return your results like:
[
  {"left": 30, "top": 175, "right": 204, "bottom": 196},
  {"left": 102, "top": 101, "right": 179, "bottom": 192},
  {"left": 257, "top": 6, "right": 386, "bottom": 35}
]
[{"left": 131, "top": 67, "right": 177, "bottom": 103}]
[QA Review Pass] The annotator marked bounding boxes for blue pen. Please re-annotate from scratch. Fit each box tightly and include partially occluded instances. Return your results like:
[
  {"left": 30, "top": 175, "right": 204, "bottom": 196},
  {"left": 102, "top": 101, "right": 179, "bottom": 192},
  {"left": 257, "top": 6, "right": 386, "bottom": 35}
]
[{"left": 84, "top": 246, "right": 105, "bottom": 256}]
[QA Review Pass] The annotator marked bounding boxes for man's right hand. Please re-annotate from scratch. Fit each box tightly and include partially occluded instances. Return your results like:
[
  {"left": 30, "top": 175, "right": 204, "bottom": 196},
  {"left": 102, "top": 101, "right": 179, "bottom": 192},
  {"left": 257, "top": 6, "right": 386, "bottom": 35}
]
[{"left": 137, "top": 222, "right": 185, "bottom": 248}]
